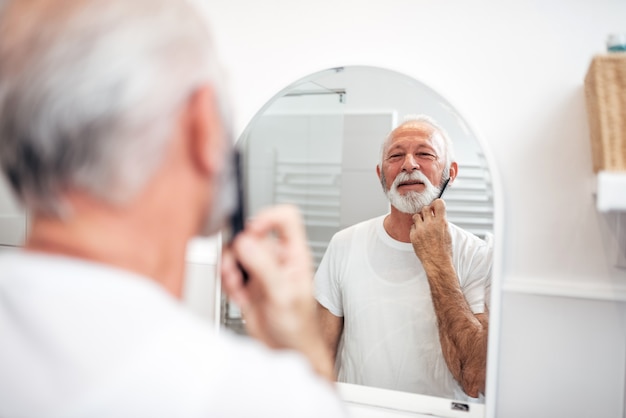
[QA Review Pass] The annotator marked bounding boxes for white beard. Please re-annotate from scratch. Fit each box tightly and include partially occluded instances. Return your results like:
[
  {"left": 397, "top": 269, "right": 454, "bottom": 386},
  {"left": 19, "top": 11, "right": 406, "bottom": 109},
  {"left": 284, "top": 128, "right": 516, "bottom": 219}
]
[
  {"left": 384, "top": 171, "right": 440, "bottom": 214},
  {"left": 199, "top": 148, "right": 238, "bottom": 237}
]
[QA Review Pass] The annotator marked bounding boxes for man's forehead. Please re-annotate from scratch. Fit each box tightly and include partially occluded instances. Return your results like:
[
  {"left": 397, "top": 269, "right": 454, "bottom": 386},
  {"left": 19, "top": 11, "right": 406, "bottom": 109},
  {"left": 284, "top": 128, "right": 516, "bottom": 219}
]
[
  {"left": 387, "top": 122, "right": 442, "bottom": 148},
  {"left": 392, "top": 122, "right": 434, "bottom": 137}
]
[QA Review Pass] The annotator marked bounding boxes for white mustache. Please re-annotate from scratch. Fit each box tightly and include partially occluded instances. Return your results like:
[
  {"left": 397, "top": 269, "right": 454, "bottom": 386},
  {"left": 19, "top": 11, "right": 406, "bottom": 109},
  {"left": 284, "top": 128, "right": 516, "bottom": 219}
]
[{"left": 391, "top": 171, "right": 432, "bottom": 190}]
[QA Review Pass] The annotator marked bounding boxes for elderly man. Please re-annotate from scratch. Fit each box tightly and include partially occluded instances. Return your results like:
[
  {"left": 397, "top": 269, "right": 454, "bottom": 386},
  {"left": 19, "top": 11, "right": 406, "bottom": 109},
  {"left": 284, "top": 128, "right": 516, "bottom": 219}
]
[
  {"left": 0, "top": 0, "right": 347, "bottom": 416},
  {"left": 315, "top": 115, "right": 492, "bottom": 401}
]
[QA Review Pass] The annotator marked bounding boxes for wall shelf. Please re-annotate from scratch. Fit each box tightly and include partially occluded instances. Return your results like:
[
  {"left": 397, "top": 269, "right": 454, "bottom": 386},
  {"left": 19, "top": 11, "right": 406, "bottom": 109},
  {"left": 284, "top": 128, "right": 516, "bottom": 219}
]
[
  {"left": 585, "top": 54, "right": 626, "bottom": 213},
  {"left": 596, "top": 171, "right": 626, "bottom": 212},
  {"left": 585, "top": 53, "right": 626, "bottom": 269},
  {"left": 593, "top": 171, "right": 626, "bottom": 269}
]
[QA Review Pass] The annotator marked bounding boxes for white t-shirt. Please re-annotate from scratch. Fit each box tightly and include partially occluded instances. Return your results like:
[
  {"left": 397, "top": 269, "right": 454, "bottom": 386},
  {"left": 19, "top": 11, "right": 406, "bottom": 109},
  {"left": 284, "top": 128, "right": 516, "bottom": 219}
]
[
  {"left": 315, "top": 215, "right": 492, "bottom": 401},
  {"left": 0, "top": 251, "right": 347, "bottom": 418}
]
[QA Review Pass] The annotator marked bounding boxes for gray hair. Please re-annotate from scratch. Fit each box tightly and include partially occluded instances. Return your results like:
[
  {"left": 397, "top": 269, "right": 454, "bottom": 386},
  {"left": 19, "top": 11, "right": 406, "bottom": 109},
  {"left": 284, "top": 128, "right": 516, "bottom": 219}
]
[
  {"left": 379, "top": 114, "right": 456, "bottom": 177},
  {"left": 0, "top": 0, "right": 230, "bottom": 216}
]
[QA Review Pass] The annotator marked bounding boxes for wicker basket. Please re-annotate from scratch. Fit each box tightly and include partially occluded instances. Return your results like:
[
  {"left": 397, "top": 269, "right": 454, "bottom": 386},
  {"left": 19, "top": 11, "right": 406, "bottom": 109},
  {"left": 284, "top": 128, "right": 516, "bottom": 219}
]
[{"left": 584, "top": 53, "right": 626, "bottom": 172}]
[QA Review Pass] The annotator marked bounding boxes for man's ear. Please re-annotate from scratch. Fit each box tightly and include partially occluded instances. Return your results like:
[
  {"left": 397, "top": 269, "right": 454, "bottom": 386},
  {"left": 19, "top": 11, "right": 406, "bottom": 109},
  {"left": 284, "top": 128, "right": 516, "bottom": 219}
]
[
  {"left": 448, "top": 161, "right": 459, "bottom": 183},
  {"left": 184, "top": 85, "right": 225, "bottom": 177},
  {"left": 376, "top": 164, "right": 382, "bottom": 181}
]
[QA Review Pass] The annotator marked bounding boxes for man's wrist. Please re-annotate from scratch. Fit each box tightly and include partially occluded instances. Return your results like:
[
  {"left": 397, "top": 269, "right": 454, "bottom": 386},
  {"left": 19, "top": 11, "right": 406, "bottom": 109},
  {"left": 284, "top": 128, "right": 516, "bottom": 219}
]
[{"left": 420, "top": 253, "right": 454, "bottom": 275}]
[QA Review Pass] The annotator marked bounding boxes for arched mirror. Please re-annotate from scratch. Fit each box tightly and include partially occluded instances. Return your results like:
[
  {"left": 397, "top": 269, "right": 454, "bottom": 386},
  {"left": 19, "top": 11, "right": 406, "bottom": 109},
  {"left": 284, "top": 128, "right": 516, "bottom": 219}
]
[{"left": 220, "top": 66, "right": 501, "bottom": 418}]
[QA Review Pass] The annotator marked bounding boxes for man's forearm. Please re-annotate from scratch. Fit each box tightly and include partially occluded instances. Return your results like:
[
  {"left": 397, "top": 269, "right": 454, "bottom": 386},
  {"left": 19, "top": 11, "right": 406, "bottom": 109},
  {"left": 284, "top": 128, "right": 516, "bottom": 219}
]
[
  {"left": 422, "top": 259, "right": 488, "bottom": 398},
  {"left": 317, "top": 304, "right": 343, "bottom": 378}
]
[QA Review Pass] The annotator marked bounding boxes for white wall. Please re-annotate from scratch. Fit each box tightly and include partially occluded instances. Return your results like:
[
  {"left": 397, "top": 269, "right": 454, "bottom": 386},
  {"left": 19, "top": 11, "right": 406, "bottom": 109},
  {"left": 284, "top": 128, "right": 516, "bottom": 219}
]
[
  {"left": 204, "top": 0, "right": 626, "bottom": 417},
  {"left": 1, "top": 1, "right": 624, "bottom": 416},
  {"left": 0, "top": 175, "right": 26, "bottom": 246}
]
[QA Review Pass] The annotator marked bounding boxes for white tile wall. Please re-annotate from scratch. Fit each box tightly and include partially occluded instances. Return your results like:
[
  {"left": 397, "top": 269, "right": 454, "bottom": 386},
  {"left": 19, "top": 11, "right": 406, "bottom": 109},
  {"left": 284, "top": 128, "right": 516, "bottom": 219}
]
[
  {"left": 0, "top": 175, "right": 26, "bottom": 247},
  {"left": 183, "top": 236, "right": 221, "bottom": 325}
]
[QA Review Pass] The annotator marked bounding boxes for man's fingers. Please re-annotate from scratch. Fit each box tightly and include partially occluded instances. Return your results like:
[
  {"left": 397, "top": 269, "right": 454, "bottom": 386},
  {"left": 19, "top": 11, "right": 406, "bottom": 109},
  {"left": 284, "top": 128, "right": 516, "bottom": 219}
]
[
  {"left": 415, "top": 200, "right": 446, "bottom": 222},
  {"left": 233, "top": 233, "right": 282, "bottom": 288},
  {"left": 431, "top": 198, "right": 446, "bottom": 214},
  {"left": 246, "top": 205, "right": 306, "bottom": 245}
]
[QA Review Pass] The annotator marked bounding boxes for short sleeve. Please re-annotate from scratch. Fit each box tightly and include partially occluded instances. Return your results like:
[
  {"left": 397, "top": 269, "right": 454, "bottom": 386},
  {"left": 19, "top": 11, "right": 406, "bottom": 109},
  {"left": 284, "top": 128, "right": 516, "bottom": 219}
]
[
  {"left": 451, "top": 226, "right": 493, "bottom": 314},
  {"left": 314, "top": 230, "right": 351, "bottom": 318}
]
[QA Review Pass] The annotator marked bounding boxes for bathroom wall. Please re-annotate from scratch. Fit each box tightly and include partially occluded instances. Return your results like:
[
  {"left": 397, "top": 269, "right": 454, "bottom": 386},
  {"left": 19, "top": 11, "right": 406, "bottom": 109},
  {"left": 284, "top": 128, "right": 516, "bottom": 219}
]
[
  {"left": 1, "top": 0, "right": 625, "bottom": 416},
  {"left": 0, "top": 175, "right": 26, "bottom": 246},
  {"left": 204, "top": 0, "right": 626, "bottom": 417}
]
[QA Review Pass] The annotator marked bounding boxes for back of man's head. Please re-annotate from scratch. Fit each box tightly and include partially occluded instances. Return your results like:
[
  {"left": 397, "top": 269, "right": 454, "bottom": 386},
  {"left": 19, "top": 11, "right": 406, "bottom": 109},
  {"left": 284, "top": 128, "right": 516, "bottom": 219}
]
[{"left": 0, "top": 0, "right": 228, "bottom": 217}]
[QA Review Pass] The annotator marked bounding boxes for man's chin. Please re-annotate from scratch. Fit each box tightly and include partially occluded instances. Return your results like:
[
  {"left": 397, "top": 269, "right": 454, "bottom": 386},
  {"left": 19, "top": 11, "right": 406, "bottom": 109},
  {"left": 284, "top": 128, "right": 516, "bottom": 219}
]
[
  {"left": 397, "top": 185, "right": 426, "bottom": 194},
  {"left": 198, "top": 159, "right": 238, "bottom": 238},
  {"left": 393, "top": 204, "right": 424, "bottom": 215},
  {"left": 387, "top": 189, "right": 436, "bottom": 214},
  {"left": 200, "top": 193, "right": 237, "bottom": 238},
  {"left": 198, "top": 194, "right": 237, "bottom": 238},
  {"left": 198, "top": 217, "right": 225, "bottom": 237}
]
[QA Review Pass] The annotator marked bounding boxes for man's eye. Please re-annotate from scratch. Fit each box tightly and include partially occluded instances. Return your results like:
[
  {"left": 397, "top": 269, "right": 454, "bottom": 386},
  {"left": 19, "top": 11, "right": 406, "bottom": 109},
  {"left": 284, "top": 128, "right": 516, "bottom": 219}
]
[
  {"left": 417, "top": 152, "right": 436, "bottom": 160},
  {"left": 388, "top": 154, "right": 402, "bottom": 159}
]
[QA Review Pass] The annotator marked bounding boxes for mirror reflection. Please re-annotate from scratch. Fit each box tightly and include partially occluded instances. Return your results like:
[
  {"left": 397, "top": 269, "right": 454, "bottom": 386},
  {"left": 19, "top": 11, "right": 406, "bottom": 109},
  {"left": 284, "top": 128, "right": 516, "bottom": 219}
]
[{"left": 222, "top": 66, "right": 494, "bottom": 406}]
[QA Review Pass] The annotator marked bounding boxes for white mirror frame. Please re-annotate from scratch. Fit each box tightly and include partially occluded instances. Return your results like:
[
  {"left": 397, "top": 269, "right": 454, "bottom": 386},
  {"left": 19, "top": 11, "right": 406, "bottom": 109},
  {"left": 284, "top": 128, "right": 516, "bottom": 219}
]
[
  {"left": 338, "top": 382, "right": 485, "bottom": 418},
  {"left": 214, "top": 65, "right": 504, "bottom": 418}
]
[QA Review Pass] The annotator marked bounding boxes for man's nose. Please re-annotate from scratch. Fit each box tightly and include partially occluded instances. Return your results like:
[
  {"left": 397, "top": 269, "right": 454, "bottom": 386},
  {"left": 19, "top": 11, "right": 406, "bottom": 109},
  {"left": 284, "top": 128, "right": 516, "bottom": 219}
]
[{"left": 402, "top": 154, "right": 420, "bottom": 171}]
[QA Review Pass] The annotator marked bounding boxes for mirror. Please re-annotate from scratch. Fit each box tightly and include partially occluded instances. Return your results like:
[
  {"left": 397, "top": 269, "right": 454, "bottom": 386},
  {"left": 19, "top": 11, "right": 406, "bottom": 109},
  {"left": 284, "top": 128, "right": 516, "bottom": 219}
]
[{"left": 220, "top": 65, "right": 499, "bottom": 418}]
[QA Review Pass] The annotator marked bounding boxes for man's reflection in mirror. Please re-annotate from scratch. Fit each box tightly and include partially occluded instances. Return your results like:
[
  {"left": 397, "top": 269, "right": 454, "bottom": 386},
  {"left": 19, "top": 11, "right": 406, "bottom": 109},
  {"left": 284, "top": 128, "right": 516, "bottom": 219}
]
[{"left": 315, "top": 115, "right": 493, "bottom": 401}]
